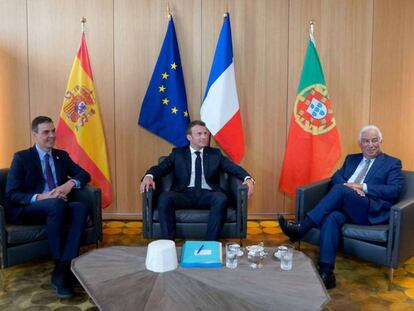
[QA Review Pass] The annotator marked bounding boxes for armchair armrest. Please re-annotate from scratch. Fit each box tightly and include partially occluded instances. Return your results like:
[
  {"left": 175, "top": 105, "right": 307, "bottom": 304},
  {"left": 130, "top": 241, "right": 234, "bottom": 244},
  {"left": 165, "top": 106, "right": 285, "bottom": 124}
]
[
  {"left": 70, "top": 185, "right": 102, "bottom": 243},
  {"left": 389, "top": 197, "right": 414, "bottom": 268},
  {"left": 229, "top": 176, "right": 248, "bottom": 238},
  {"left": 142, "top": 187, "right": 154, "bottom": 238},
  {"left": 295, "top": 178, "right": 331, "bottom": 222}
]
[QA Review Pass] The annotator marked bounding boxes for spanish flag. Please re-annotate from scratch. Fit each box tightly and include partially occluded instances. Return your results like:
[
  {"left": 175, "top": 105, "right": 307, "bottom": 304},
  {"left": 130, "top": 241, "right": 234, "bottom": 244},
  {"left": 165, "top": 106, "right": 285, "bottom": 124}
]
[{"left": 56, "top": 33, "right": 112, "bottom": 207}]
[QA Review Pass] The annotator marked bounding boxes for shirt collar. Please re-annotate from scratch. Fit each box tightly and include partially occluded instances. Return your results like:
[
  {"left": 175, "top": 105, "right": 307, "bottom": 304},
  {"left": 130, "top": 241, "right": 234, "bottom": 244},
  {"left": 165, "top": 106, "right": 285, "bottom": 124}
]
[
  {"left": 35, "top": 145, "right": 52, "bottom": 159},
  {"left": 189, "top": 146, "right": 204, "bottom": 155}
]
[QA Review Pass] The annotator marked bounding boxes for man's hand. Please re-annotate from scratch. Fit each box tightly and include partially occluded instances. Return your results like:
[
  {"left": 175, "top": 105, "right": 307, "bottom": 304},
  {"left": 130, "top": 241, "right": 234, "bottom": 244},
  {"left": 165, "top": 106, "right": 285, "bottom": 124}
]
[
  {"left": 243, "top": 178, "right": 255, "bottom": 197},
  {"left": 344, "top": 183, "right": 366, "bottom": 197},
  {"left": 55, "top": 180, "right": 76, "bottom": 196},
  {"left": 37, "top": 188, "right": 68, "bottom": 201},
  {"left": 140, "top": 176, "right": 156, "bottom": 193}
]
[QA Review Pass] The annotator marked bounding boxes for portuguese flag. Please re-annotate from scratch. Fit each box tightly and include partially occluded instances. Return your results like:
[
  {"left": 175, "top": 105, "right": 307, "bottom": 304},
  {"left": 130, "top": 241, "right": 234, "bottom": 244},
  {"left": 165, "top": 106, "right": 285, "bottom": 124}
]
[
  {"left": 56, "top": 33, "right": 112, "bottom": 207},
  {"left": 279, "top": 29, "right": 341, "bottom": 196}
]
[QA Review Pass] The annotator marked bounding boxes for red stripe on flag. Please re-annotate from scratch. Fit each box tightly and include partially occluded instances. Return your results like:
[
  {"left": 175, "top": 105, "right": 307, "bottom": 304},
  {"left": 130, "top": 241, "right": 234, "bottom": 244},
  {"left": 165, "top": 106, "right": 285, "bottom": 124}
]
[
  {"left": 55, "top": 118, "right": 112, "bottom": 208},
  {"left": 77, "top": 33, "right": 94, "bottom": 80},
  {"left": 214, "top": 111, "right": 245, "bottom": 163},
  {"left": 279, "top": 118, "right": 341, "bottom": 196}
]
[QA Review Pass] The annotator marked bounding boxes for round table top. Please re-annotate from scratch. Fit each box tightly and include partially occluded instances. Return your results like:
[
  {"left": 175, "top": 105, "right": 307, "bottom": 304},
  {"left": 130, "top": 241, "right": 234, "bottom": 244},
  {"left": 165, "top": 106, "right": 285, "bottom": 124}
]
[{"left": 72, "top": 245, "right": 330, "bottom": 311}]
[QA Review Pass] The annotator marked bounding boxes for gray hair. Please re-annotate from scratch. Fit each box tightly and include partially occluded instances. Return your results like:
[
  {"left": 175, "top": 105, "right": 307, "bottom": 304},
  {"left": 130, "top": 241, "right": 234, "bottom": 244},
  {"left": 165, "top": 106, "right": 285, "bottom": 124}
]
[{"left": 358, "top": 125, "right": 383, "bottom": 142}]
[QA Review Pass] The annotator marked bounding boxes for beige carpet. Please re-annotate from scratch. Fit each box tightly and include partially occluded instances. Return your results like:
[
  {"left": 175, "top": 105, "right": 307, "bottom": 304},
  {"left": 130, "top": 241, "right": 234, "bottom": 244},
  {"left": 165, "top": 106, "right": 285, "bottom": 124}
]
[{"left": 1, "top": 220, "right": 414, "bottom": 310}]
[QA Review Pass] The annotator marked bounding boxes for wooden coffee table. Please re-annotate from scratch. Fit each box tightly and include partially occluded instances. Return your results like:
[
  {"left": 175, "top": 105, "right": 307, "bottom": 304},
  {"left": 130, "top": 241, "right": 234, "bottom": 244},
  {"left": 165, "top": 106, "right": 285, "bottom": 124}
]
[{"left": 72, "top": 246, "right": 329, "bottom": 311}]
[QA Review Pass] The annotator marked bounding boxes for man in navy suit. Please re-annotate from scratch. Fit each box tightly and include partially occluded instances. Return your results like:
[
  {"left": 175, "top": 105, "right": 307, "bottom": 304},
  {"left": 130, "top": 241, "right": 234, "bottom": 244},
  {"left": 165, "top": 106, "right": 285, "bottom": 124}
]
[
  {"left": 140, "top": 120, "right": 255, "bottom": 241},
  {"left": 278, "top": 125, "right": 403, "bottom": 289},
  {"left": 6, "top": 116, "right": 91, "bottom": 298}
]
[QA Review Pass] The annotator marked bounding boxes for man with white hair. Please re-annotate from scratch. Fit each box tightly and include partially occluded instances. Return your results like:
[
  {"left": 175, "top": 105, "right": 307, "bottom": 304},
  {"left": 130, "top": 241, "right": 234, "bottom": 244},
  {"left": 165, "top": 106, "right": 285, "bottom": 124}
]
[{"left": 278, "top": 125, "right": 403, "bottom": 289}]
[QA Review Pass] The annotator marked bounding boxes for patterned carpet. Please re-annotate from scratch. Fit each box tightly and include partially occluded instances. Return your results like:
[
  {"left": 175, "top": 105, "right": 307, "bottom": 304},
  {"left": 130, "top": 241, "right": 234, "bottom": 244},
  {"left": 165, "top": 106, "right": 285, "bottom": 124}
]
[{"left": 1, "top": 220, "right": 414, "bottom": 310}]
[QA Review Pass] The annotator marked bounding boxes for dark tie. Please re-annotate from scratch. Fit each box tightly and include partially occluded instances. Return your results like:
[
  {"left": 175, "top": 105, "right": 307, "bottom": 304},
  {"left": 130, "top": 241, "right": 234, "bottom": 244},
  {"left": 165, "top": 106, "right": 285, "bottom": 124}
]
[
  {"left": 354, "top": 159, "right": 370, "bottom": 184},
  {"left": 44, "top": 154, "right": 56, "bottom": 190},
  {"left": 194, "top": 151, "right": 202, "bottom": 193}
]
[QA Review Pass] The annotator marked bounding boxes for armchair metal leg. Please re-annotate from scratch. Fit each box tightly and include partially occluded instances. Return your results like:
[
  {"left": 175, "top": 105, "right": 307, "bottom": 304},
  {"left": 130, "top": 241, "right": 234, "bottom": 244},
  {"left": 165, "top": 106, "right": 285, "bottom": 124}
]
[
  {"left": 389, "top": 267, "right": 394, "bottom": 290},
  {"left": 0, "top": 266, "right": 5, "bottom": 292}
]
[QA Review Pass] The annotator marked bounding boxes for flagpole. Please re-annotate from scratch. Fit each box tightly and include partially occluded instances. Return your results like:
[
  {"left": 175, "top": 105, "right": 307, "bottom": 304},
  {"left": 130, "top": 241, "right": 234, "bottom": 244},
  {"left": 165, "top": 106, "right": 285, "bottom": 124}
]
[
  {"left": 167, "top": 3, "right": 172, "bottom": 20},
  {"left": 224, "top": 2, "right": 228, "bottom": 18},
  {"left": 80, "top": 16, "right": 86, "bottom": 33},
  {"left": 309, "top": 20, "right": 315, "bottom": 44}
]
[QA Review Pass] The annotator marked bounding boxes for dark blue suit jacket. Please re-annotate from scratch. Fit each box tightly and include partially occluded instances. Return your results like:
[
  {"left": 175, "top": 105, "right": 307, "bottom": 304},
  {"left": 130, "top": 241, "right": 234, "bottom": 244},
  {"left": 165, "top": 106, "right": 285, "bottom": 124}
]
[
  {"left": 145, "top": 146, "right": 250, "bottom": 192},
  {"left": 331, "top": 152, "right": 403, "bottom": 224},
  {"left": 5, "top": 146, "right": 90, "bottom": 221}
]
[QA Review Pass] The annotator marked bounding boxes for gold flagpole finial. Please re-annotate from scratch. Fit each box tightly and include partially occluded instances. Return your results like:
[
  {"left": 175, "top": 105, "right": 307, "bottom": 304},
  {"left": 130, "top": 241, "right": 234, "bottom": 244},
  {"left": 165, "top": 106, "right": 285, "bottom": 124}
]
[
  {"left": 224, "top": 2, "right": 228, "bottom": 18},
  {"left": 167, "top": 3, "right": 172, "bottom": 20},
  {"left": 80, "top": 17, "right": 86, "bottom": 32}
]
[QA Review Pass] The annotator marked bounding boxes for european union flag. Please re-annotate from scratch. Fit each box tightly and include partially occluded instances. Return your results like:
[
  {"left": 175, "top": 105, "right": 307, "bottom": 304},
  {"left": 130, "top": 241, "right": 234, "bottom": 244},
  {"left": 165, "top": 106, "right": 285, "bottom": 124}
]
[{"left": 138, "top": 17, "right": 190, "bottom": 147}]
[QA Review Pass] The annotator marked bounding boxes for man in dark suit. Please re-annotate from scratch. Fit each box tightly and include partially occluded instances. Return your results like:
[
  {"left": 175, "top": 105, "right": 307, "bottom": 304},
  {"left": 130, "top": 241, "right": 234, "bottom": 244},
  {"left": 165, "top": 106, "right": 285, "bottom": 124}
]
[
  {"left": 278, "top": 125, "right": 403, "bottom": 289},
  {"left": 140, "top": 120, "right": 255, "bottom": 241},
  {"left": 6, "top": 116, "right": 91, "bottom": 298}
]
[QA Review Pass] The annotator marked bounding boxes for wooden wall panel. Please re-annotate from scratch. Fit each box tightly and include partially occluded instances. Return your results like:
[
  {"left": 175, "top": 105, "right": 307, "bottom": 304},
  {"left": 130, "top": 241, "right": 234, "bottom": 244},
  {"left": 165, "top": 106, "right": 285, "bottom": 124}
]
[
  {"left": 0, "top": 0, "right": 413, "bottom": 219},
  {"left": 202, "top": 0, "right": 289, "bottom": 217},
  {"left": 0, "top": 0, "right": 30, "bottom": 167},
  {"left": 113, "top": 0, "right": 202, "bottom": 217},
  {"left": 284, "top": 0, "right": 374, "bottom": 214},
  {"left": 371, "top": 0, "right": 414, "bottom": 170},
  {"left": 27, "top": 0, "right": 116, "bottom": 208}
]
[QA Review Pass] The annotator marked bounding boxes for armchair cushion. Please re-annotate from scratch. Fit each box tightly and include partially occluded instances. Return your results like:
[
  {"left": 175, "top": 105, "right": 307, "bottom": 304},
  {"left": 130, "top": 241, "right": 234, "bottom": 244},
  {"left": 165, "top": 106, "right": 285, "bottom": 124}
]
[
  {"left": 153, "top": 207, "right": 237, "bottom": 223},
  {"left": 342, "top": 224, "right": 388, "bottom": 243},
  {"left": 6, "top": 224, "right": 47, "bottom": 245}
]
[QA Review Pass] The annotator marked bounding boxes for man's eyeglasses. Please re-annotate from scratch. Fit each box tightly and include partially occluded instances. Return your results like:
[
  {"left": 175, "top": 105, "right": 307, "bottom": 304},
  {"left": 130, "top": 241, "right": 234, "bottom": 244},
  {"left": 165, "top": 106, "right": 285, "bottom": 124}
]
[{"left": 361, "top": 137, "right": 381, "bottom": 145}]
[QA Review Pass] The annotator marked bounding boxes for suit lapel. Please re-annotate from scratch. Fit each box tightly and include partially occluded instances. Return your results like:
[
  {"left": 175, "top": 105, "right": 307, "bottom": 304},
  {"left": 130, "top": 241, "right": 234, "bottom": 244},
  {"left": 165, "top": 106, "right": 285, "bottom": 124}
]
[
  {"left": 346, "top": 154, "right": 363, "bottom": 179},
  {"left": 203, "top": 148, "right": 209, "bottom": 176},
  {"left": 52, "top": 149, "right": 61, "bottom": 185},
  {"left": 30, "top": 146, "right": 43, "bottom": 176},
  {"left": 184, "top": 148, "right": 191, "bottom": 178},
  {"left": 364, "top": 153, "right": 384, "bottom": 182}
]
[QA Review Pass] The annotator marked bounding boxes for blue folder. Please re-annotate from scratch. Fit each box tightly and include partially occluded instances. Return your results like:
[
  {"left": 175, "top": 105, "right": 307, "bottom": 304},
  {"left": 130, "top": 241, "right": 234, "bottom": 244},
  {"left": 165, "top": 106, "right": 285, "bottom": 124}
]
[{"left": 180, "top": 241, "right": 223, "bottom": 268}]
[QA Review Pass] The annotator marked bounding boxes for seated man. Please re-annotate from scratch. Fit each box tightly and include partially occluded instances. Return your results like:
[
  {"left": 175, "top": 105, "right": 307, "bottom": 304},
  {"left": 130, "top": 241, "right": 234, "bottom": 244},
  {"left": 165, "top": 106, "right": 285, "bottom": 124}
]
[
  {"left": 5, "top": 116, "right": 91, "bottom": 298},
  {"left": 278, "top": 125, "right": 403, "bottom": 289},
  {"left": 140, "top": 120, "right": 255, "bottom": 241}
]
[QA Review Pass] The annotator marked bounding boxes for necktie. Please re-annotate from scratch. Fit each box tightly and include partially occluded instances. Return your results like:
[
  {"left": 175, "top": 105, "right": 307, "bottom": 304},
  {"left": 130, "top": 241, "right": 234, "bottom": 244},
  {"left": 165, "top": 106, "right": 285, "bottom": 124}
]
[
  {"left": 44, "top": 154, "right": 56, "bottom": 190},
  {"left": 354, "top": 159, "right": 370, "bottom": 184},
  {"left": 194, "top": 151, "right": 202, "bottom": 193}
]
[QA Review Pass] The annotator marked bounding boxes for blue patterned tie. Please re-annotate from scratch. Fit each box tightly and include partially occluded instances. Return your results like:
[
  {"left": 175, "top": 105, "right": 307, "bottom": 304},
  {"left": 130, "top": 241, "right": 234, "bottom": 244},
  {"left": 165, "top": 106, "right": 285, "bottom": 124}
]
[
  {"left": 44, "top": 154, "right": 56, "bottom": 190},
  {"left": 354, "top": 159, "right": 370, "bottom": 184},
  {"left": 194, "top": 151, "right": 202, "bottom": 193}
]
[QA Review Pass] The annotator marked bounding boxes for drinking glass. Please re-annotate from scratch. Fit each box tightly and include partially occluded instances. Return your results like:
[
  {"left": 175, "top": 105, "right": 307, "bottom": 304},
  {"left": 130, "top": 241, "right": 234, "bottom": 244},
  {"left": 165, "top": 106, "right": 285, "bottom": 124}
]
[
  {"left": 279, "top": 245, "right": 293, "bottom": 270},
  {"left": 226, "top": 243, "right": 240, "bottom": 269}
]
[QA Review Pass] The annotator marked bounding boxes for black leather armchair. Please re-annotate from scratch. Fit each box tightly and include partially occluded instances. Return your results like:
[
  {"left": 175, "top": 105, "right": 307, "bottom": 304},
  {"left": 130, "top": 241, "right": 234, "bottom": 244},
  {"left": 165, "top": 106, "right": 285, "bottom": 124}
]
[
  {"left": 296, "top": 170, "right": 414, "bottom": 281},
  {"left": 142, "top": 158, "right": 248, "bottom": 240},
  {"left": 0, "top": 168, "right": 103, "bottom": 269}
]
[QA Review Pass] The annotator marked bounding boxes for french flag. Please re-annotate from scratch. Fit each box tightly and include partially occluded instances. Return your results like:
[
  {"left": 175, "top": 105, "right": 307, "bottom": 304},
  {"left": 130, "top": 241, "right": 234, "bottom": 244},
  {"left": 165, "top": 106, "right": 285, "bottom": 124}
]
[{"left": 201, "top": 13, "right": 245, "bottom": 163}]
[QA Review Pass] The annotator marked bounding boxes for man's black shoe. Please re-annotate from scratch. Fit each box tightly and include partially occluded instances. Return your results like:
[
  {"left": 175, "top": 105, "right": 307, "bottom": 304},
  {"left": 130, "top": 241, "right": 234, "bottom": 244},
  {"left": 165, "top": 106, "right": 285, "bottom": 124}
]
[
  {"left": 320, "top": 272, "right": 336, "bottom": 289},
  {"left": 51, "top": 261, "right": 74, "bottom": 299},
  {"left": 51, "top": 273, "right": 74, "bottom": 299},
  {"left": 277, "top": 214, "right": 300, "bottom": 243}
]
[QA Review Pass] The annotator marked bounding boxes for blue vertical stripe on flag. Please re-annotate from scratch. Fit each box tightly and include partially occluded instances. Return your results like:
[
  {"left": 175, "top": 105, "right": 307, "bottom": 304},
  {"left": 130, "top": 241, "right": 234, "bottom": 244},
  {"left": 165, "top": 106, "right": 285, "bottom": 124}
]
[{"left": 204, "top": 13, "right": 234, "bottom": 99}]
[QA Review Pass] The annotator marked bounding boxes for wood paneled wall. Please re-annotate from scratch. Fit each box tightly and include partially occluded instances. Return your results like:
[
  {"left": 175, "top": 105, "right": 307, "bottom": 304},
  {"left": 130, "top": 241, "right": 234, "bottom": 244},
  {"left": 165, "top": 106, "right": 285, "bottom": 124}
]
[{"left": 0, "top": 0, "right": 413, "bottom": 219}]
